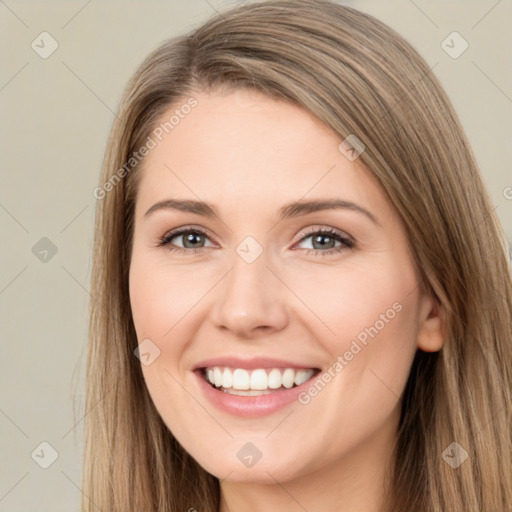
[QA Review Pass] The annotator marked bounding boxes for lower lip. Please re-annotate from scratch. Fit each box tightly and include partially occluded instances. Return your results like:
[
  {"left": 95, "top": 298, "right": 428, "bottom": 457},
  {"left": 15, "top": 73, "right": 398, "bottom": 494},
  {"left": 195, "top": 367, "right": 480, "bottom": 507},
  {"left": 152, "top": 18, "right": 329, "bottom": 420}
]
[{"left": 194, "top": 369, "right": 319, "bottom": 418}]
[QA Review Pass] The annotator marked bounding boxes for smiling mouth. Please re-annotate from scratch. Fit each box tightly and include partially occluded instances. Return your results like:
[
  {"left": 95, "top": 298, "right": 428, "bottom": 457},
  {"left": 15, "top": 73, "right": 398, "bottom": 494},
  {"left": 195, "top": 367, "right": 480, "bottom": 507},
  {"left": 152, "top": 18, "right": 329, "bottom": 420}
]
[{"left": 200, "top": 366, "right": 321, "bottom": 396}]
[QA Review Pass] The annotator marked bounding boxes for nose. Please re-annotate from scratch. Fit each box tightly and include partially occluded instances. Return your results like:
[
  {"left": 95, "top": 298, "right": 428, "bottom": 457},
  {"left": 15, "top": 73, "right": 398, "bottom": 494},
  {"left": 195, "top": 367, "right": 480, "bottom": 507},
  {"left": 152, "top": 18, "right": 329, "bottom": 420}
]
[{"left": 209, "top": 244, "right": 289, "bottom": 339}]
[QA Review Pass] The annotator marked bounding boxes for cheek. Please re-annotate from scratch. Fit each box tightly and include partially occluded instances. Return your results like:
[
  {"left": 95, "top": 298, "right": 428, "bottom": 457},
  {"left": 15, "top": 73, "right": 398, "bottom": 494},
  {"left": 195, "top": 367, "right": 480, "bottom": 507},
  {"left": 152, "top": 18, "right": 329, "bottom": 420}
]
[
  {"left": 129, "top": 257, "right": 205, "bottom": 345},
  {"left": 286, "top": 251, "right": 418, "bottom": 350},
  {"left": 129, "top": 256, "right": 217, "bottom": 415},
  {"left": 290, "top": 251, "right": 419, "bottom": 412},
  {"left": 129, "top": 259, "right": 189, "bottom": 408},
  {"left": 129, "top": 261, "right": 209, "bottom": 447},
  {"left": 291, "top": 277, "right": 418, "bottom": 473}
]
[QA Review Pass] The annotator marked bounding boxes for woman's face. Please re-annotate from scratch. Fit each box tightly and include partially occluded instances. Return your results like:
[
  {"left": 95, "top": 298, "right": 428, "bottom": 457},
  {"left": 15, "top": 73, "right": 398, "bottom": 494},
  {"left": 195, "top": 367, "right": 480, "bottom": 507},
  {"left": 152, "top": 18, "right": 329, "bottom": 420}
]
[{"left": 128, "top": 88, "right": 442, "bottom": 486}]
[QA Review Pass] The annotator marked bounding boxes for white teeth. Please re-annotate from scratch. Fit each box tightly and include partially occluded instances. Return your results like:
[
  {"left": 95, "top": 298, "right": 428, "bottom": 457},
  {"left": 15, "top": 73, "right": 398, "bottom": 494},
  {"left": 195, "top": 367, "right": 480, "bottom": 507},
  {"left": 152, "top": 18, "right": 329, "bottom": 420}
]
[
  {"left": 250, "top": 369, "right": 268, "bottom": 390},
  {"left": 282, "top": 368, "right": 295, "bottom": 389},
  {"left": 213, "top": 367, "right": 223, "bottom": 387},
  {"left": 268, "top": 368, "right": 282, "bottom": 389},
  {"left": 222, "top": 368, "right": 233, "bottom": 388},
  {"left": 203, "top": 367, "right": 315, "bottom": 391},
  {"left": 294, "top": 369, "right": 312, "bottom": 386},
  {"left": 232, "top": 369, "right": 250, "bottom": 390}
]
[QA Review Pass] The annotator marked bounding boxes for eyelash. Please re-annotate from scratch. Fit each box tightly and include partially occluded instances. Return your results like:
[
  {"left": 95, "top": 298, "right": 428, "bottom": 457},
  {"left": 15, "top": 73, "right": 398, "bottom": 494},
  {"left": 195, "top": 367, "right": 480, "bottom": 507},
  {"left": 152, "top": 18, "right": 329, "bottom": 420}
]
[{"left": 157, "top": 226, "right": 355, "bottom": 256}]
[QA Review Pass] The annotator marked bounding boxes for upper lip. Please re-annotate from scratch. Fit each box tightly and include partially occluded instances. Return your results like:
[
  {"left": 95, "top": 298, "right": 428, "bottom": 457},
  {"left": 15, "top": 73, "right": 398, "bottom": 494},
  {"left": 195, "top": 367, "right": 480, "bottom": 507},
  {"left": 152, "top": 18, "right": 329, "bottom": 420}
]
[{"left": 192, "top": 356, "right": 320, "bottom": 371}]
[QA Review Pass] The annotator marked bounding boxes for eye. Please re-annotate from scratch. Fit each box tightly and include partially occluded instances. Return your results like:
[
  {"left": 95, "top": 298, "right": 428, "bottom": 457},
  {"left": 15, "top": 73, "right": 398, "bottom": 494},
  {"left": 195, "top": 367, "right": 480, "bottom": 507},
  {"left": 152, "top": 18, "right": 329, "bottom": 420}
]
[
  {"left": 157, "top": 226, "right": 214, "bottom": 255},
  {"left": 293, "top": 227, "right": 355, "bottom": 256}
]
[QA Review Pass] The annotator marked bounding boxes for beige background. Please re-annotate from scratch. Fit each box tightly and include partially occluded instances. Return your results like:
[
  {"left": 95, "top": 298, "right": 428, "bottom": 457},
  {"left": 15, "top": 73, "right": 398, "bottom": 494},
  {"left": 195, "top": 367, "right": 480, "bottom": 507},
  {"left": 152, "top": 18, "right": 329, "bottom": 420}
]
[{"left": 1, "top": 1, "right": 511, "bottom": 510}]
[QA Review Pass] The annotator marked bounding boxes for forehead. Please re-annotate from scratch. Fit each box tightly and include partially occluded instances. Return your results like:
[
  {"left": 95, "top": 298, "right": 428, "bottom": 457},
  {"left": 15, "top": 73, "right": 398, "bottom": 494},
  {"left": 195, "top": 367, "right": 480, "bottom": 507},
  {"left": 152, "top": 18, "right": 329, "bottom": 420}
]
[{"left": 134, "top": 88, "right": 390, "bottom": 220}]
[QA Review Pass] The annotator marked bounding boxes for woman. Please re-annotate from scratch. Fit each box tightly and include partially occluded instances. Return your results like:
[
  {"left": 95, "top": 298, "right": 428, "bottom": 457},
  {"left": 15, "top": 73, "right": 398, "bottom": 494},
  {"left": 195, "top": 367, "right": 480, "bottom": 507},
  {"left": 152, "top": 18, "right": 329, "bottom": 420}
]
[{"left": 83, "top": 1, "right": 512, "bottom": 510}]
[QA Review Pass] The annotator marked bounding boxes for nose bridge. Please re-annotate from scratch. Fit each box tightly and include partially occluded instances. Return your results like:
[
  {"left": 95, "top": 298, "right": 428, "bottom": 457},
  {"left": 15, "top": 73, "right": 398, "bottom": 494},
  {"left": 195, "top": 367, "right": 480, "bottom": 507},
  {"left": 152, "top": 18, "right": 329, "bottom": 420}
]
[{"left": 211, "top": 234, "right": 288, "bottom": 336}]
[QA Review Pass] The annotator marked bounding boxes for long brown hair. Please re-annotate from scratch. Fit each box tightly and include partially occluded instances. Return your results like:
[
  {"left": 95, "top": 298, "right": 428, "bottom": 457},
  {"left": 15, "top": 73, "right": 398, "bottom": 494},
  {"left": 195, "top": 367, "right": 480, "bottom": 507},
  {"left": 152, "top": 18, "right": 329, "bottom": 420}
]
[{"left": 83, "top": 1, "right": 512, "bottom": 510}]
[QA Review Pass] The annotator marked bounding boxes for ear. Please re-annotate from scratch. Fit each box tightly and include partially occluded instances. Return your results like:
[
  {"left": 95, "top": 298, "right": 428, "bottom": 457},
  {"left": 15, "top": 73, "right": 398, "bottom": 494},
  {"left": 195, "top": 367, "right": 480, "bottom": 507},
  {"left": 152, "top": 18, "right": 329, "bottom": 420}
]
[{"left": 416, "top": 291, "right": 445, "bottom": 352}]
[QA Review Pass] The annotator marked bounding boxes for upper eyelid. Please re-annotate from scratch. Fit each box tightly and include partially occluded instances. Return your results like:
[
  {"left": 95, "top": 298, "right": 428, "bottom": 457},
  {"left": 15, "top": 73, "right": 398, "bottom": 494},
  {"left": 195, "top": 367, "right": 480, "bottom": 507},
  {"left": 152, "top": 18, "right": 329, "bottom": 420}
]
[{"left": 296, "top": 226, "right": 353, "bottom": 241}]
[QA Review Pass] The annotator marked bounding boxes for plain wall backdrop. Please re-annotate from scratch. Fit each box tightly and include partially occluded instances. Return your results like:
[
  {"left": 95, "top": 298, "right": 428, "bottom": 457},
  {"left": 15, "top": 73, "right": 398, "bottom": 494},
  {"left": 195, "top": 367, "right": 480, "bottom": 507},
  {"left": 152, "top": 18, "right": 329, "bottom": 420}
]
[{"left": 1, "top": 0, "right": 511, "bottom": 510}]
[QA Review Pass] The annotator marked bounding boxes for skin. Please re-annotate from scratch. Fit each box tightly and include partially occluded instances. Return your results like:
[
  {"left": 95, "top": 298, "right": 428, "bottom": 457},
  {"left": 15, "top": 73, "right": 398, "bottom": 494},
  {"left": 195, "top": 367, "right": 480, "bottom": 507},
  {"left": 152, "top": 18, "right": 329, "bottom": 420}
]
[{"left": 128, "top": 87, "right": 444, "bottom": 512}]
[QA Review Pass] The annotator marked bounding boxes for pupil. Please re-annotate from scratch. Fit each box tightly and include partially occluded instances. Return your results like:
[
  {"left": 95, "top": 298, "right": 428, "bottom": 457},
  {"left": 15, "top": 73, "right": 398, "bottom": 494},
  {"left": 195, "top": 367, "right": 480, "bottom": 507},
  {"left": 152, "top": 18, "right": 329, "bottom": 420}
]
[
  {"left": 314, "top": 234, "right": 333, "bottom": 249},
  {"left": 185, "top": 232, "right": 203, "bottom": 248}
]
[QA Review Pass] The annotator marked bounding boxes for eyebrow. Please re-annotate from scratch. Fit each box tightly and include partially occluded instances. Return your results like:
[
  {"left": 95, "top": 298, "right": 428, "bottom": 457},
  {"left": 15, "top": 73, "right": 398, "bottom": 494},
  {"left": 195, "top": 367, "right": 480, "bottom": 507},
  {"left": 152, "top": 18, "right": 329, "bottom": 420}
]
[{"left": 144, "top": 198, "right": 380, "bottom": 226}]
